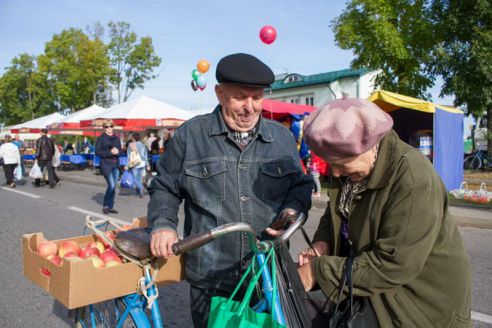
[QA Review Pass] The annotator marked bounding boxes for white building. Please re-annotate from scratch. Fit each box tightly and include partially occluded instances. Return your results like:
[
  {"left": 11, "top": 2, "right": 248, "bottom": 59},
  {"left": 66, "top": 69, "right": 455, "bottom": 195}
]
[{"left": 264, "top": 68, "right": 379, "bottom": 107}]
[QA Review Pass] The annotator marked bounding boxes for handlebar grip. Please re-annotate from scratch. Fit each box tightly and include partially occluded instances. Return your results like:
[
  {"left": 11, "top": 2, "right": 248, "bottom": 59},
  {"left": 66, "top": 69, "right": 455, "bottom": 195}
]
[{"left": 172, "top": 231, "right": 213, "bottom": 255}]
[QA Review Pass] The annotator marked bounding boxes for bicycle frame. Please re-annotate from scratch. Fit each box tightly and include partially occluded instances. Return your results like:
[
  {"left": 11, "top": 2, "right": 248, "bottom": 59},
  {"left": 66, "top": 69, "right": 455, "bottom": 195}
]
[
  {"left": 173, "top": 213, "right": 307, "bottom": 327},
  {"left": 81, "top": 219, "right": 163, "bottom": 328}
]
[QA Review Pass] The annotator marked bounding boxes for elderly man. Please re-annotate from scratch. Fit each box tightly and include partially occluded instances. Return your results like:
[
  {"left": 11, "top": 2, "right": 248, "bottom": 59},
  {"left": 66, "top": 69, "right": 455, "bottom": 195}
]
[
  {"left": 148, "top": 53, "right": 313, "bottom": 327},
  {"left": 298, "top": 97, "right": 471, "bottom": 327}
]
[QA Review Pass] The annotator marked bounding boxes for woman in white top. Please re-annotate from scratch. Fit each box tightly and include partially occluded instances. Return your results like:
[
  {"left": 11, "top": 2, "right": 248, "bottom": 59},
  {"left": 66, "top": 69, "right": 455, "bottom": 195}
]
[{"left": 0, "top": 134, "right": 21, "bottom": 188}]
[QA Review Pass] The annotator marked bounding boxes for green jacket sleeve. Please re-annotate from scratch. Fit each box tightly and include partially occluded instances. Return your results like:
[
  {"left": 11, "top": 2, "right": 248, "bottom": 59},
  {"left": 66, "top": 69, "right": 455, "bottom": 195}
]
[{"left": 313, "top": 158, "right": 444, "bottom": 301}]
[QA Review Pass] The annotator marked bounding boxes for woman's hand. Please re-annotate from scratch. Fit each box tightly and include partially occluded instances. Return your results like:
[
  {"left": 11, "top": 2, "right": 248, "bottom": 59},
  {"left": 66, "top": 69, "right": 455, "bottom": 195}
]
[{"left": 298, "top": 241, "right": 329, "bottom": 266}]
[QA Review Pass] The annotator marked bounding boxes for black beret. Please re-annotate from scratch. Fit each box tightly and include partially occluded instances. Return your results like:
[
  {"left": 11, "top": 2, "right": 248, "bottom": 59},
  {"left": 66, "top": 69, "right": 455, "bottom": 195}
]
[{"left": 216, "top": 53, "right": 274, "bottom": 88}]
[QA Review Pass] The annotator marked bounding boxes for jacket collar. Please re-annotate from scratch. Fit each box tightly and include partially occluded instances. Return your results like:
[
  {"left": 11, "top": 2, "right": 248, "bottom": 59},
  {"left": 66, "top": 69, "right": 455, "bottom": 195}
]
[
  {"left": 208, "top": 105, "right": 273, "bottom": 143},
  {"left": 366, "top": 130, "right": 401, "bottom": 189}
]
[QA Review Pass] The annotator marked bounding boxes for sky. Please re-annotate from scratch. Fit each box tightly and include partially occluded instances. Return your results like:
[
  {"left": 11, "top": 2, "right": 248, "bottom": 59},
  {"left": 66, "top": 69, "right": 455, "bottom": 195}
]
[{"left": 0, "top": 0, "right": 460, "bottom": 117}]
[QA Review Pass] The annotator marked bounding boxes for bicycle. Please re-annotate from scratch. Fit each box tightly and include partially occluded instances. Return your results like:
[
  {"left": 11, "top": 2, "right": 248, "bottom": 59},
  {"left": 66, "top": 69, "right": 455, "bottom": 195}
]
[
  {"left": 74, "top": 213, "right": 306, "bottom": 327},
  {"left": 464, "top": 149, "right": 491, "bottom": 170}
]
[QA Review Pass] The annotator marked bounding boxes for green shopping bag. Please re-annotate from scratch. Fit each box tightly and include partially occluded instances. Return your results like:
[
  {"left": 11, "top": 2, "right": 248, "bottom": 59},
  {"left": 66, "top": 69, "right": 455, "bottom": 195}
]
[{"left": 208, "top": 248, "right": 285, "bottom": 328}]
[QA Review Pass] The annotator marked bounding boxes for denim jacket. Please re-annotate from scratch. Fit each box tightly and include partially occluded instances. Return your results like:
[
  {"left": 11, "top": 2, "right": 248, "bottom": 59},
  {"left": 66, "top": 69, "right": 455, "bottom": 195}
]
[{"left": 147, "top": 106, "right": 313, "bottom": 290}]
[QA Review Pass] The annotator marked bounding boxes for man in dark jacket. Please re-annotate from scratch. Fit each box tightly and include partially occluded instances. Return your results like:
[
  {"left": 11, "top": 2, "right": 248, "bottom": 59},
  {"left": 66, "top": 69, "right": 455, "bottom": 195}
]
[
  {"left": 95, "top": 119, "right": 122, "bottom": 214},
  {"left": 148, "top": 53, "right": 313, "bottom": 327},
  {"left": 299, "top": 97, "right": 471, "bottom": 327},
  {"left": 35, "top": 128, "right": 57, "bottom": 188}
]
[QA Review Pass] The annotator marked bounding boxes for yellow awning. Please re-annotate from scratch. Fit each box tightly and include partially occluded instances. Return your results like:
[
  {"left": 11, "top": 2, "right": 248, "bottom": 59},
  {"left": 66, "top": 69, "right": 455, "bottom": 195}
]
[{"left": 367, "top": 90, "right": 463, "bottom": 114}]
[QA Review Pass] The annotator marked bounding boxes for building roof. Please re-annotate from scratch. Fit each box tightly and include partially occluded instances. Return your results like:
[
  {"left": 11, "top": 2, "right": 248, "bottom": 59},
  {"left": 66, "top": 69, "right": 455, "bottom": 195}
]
[{"left": 269, "top": 68, "right": 369, "bottom": 91}]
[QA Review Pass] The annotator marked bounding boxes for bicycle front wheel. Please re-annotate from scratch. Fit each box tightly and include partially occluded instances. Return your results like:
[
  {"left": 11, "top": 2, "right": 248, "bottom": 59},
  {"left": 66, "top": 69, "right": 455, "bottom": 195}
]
[
  {"left": 74, "top": 295, "right": 150, "bottom": 328},
  {"left": 464, "top": 155, "right": 482, "bottom": 170}
]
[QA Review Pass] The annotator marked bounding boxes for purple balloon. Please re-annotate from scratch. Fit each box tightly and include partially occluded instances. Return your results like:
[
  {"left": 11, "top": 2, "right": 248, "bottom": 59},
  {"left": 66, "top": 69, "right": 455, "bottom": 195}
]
[{"left": 191, "top": 80, "right": 198, "bottom": 91}]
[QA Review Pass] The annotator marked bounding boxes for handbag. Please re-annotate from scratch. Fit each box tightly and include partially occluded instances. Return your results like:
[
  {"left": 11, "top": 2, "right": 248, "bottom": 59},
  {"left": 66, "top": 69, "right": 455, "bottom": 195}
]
[
  {"left": 128, "top": 143, "right": 142, "bottom": 168},
  {"left": 14, "top": 165, "right": 22, "bottom": 181},
  {"left": 208, "top": 248, "right": 285, "bottom": 328},
  {"left": 120, "top": 170, "right": 134, "bottom": 189},
  {"left": 329, "top": 257, "right": 379, "bottom": 328},
  {"left": 29, "top": 162, "right": 43, "bottom": 179}
]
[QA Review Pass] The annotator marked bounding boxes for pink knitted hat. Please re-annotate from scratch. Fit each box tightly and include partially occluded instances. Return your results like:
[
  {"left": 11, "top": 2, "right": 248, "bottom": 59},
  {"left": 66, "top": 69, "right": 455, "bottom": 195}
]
[{"left": 303, "top": 97, "right": 393, "bottom": 162}]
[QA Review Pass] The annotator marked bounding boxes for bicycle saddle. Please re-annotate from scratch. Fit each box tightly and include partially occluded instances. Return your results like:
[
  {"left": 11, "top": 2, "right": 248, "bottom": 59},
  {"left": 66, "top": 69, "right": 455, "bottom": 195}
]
[{"left": 114, "top": 227, "right": 153, "bottom": 261}]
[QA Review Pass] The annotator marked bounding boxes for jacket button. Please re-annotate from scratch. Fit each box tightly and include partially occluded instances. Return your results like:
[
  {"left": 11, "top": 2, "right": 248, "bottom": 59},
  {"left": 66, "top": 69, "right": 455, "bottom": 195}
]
[
  {"left": 354, "top": 195, "right": 362, "bottom": 200},
  {"left": 239, "top": 164, "right": 248, "bottom": 170},
  {"left": 240, "top": 196, "right": 249, "bottom": 202}
]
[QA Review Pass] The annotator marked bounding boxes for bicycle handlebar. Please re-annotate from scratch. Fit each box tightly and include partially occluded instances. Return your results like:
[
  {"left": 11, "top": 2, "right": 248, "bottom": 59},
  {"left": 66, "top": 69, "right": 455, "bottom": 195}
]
[{"left": 172, "top": 213, "right": 306, "bottom": 256}]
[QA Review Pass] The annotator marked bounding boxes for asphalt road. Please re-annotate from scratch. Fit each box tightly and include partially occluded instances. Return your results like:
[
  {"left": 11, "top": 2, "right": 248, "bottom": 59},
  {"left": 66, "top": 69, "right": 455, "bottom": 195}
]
[{"left": 0, "top": 179, "right": 490, "bottom": 327}]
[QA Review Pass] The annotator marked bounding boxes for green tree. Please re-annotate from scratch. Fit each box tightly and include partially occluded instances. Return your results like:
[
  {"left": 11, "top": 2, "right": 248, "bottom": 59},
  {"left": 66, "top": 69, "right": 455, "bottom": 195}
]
[
  {"left": 431, "top": 0, "right": 492, "bottom": 157},
  {"left": 0, "top": 53, "right": 54, "bottom": 125},
  {"left": 37, "top": 28, "right": 112, "bottom": 113},
  {"left": 332, "top": 0, "right": 435, "bottom": 99},
  {"left": 105, "top": 21, "right": 162, "bottom": 103}
]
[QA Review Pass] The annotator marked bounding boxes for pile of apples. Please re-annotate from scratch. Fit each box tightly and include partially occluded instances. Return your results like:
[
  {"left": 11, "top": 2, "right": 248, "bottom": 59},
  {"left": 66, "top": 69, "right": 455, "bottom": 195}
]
[{"left": 37, "top": 230, "right": 125, "bottom": 270}]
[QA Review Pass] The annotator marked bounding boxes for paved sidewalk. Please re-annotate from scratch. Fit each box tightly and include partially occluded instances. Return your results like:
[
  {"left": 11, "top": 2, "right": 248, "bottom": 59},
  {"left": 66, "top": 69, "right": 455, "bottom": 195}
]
[{"left": 53, "top": 168, "right": 492, "bottom": 229}]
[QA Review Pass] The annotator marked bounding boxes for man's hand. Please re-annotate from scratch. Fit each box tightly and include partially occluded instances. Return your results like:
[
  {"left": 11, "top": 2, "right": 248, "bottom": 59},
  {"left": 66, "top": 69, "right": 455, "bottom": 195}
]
[
  {"left": 265, "top": 208, "right": 299, "bottom": 237},
  {"left": 111, "top": 147, "right": 119, "bottom": 155},
  {"left": 298, "top": 260, "right": 317, "bottom": 291},
  {"left": 150, "top": 229, "right": 179, "bottom": 258},
  {"left": 298, "top": 241, "right": 329, "bottom": 266}
]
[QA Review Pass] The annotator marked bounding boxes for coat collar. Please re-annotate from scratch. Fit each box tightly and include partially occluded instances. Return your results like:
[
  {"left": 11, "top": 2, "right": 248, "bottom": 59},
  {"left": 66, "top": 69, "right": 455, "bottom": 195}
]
[{"left": 208, "top": 105, "right": 273, "bottom": 143}]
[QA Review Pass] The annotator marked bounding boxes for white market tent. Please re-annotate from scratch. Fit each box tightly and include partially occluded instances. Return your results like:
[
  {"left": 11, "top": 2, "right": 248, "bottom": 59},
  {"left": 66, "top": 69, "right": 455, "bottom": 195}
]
[
  {"left": 48, "top": 104, "right": 107, "bottom": 136},
  {"left": 10, "top": 112, "right": 65, "bottom": 135},
  {"left": 79, "top": 96, "right": 195, "bottom": 130}
]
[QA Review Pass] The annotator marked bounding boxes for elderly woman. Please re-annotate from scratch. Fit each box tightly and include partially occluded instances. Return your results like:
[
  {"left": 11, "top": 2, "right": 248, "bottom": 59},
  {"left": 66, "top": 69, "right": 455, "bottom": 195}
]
[
  {"left": 298, "top": 97, "right": 471, "bottom": 327},
  {"left": 0, "top": 135, "right": 21, "bottom": 188}
]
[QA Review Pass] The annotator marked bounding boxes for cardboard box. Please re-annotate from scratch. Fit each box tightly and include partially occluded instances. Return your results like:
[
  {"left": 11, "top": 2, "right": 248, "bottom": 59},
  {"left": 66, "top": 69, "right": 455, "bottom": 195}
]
[{"left": 22, "top": 217, "right": 184, "bottom": 309}]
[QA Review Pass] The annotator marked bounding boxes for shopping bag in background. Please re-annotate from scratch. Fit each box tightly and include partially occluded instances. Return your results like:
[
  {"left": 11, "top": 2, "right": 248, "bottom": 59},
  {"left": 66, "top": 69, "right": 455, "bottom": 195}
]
[
  {"left": 14, "top": 165, "right": 22, "bottom": 181},
  {"left": 120, "top": 170, "right": 134, "bottom": 189},
  {"left": 29, "top": 162, "right": 43, "bottom": 179},
  {"left": 449, "top": 181, "right": 471, "bottom": 200},
  {"left": 208, "top": 248, "right": 285, "bottom": 328}
]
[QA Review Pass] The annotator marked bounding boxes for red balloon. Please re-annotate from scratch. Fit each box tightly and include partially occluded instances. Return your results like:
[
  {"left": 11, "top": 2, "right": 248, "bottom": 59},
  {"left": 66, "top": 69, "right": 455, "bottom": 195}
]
[{"left": 259, "top": 25, "right": 277, "bottom": 45}]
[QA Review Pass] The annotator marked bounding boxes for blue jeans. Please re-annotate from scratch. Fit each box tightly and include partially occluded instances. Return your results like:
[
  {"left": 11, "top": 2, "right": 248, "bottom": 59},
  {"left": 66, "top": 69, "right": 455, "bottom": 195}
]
[
  {"left": 103, "top": 168, "right": 120, "bottom": 209},
  {"left": 131, "top": 166, "right": 144, "bottom": 196}
]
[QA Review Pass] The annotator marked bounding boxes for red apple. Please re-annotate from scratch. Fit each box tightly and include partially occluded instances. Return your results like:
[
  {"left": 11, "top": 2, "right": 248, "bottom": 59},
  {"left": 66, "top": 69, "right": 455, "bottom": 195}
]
[
  {"left": 89, "top": 256, "right": 105, "bottom": 268},
  {"left": 100, "top": 249, "right": 122, "bottom": 263},
  {"left": 87, "top": 241, "right": 105, "bottom": 254},
  {"left": 47, "top": 254, "right": 63, "bottom": 266},
  {"left": 79, "top": 247, "right": 101, "bottom": 259},
  {"left": 37, "top": 241, "right": 58, "bottom": 257},
  {"left": 105, "top": 260, "right": 122, "bottom": 268},
  {"left": 63, "top": 251, "right": 79, "bottom": 258},
  {"left": 59, "top": 241, "right": 80, "bottom": 258}
]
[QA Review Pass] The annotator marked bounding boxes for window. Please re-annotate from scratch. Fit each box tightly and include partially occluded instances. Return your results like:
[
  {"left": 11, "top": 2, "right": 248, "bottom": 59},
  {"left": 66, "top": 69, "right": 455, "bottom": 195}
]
[{"left": 310, "top": 97, "right": 314, "bottom": 106}]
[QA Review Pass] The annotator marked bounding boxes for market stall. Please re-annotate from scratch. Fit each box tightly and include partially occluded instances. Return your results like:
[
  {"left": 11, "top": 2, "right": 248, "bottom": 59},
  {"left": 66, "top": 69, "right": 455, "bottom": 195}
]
[{"left": 368, "top": 90, "right": 464, "bottom": 190}]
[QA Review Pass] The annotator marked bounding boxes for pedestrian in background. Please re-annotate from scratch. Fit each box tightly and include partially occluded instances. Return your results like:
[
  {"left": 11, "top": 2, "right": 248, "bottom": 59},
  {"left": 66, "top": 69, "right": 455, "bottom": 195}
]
[
  {"left": 12, "top": 134, "right": 28, "bottom": 177},
  {"left": 127, "top": 132, "right": 149, "bottom": 198},
  {"left": 0, "top": 134, "right": 21, "bottom": 188},
  {"left": 145, "top": 132, "right": 156, "bottom": 152},
  {"left": 95, "top": 119, "right": 121, "bottom": 214},
  {"left": 34, "top": 129, "right": 57, "bottom": 189}
]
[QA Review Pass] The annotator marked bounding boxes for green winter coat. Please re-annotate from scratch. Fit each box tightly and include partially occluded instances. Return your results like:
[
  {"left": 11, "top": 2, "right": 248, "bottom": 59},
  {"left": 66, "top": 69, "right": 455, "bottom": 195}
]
[{"left": 312, "top": 130, "right": 471, "bottom": 327}]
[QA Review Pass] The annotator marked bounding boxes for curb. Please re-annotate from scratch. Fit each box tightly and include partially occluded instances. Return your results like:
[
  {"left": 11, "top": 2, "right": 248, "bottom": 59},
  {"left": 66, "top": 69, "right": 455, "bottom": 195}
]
[{"left": 454, "top": 216, "right": 492, "bottom": 229}]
